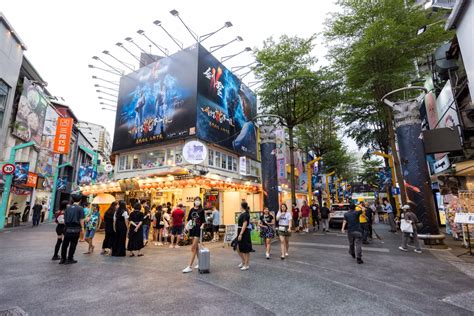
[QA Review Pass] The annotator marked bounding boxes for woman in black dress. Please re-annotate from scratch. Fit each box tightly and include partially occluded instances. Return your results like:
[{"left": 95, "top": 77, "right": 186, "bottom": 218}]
[
  {"left": 237, "top": 201, "right": 252, "bottom": 271},
  {"left": 182, "top": 197, "right": 206, "bottom": 273},
  {"left": 259, "top": 207, "right": 275, "bottom": 259},
  {"left": 127, "top": 202, "right": 144, "bottom": 257},
  {"left": 112, "top": 201, "right": 129, "bottom": 257},
  {"left": 52, "top": 200, "right": 68, "bottom": 261},
  {"left": 101, "top": 202, "right": 117, "bottom": 255}
]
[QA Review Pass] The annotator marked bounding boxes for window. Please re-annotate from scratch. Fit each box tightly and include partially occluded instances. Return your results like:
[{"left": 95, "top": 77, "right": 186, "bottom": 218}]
[
  {"left": 166, "top": 148, "right": 175, "bottom": 166},
  {"left": 221, "top": 153, "right": 227, "bottom": 169},
  {"left": 118, "top": 155, "right": 127, "bottom": 171},
  {"left": 132, "top": 154, "right": 142, "bottom": 169},
  {"left": 208, "top": 149, "right": 214, "bottom": 166},
  {"left": 0, "top": 80, "right": 9, "bottom": 129},
  {"left": 175, "top": 147, "right": 183, "bottom": 165},
  {"left": 232, "top": 157, "right": 237, "bottom": 172},
  {"left": 227, "top": 155, "right": 233, "bottom": 171},
  {"left": 215, "top": 152, "right": 221, "bottom": 168}
]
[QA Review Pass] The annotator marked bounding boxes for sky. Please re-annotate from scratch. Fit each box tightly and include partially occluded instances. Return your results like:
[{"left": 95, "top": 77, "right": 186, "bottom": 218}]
[{"left": 2, "top": 0, "right": 359, "bottom": 152}]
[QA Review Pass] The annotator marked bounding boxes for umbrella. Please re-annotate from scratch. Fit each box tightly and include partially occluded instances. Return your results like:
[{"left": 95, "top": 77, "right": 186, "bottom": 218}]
[{"left": 92, "top": 193, "right": 116, "bottom": 205}]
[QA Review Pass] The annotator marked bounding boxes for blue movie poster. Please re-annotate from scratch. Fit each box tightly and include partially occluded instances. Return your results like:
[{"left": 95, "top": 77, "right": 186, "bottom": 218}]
[
  {"left": 197, "top": 45, "right": 258, "bottom": 160},
  {"left": 112, "top": 46, "right": 199, "bottom": 152},
  {"left": 13, "top": 162, "right": 29, "bottom": 185}
]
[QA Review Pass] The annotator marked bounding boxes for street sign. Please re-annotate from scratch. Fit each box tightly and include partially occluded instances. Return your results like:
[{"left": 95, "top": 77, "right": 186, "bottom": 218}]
[
  {"left": 2, "top": 164, "right": 15, "bottom": 174},
  {"left": 104, "top": 164, "right": 114, "bottom": 172}
]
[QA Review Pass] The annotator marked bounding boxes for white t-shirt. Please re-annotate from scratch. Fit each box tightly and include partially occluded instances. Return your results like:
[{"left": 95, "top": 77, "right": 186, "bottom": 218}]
[
  {"left": 163, "top": 213, "right": 171, "bottom": 228},
  {"left": 276, "top": 211, "right": 292, "bottom": 226}
]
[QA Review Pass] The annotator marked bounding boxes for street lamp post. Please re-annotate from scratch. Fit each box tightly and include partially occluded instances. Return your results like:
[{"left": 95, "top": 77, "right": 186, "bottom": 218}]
[
  {"left": 325, "top": 171, "right": 335, "bottom": 207},
  {"left": 371, "top": 151, "right": 401, "bottom": 215},
  {"left": 0, "top": 141, "right": 35, "bottom": 230},
  {"left": 48, "top": 161, "right": 71, "bottom": 221},
  {"left": 306, "top": 157, "right": 321, "bottom": 202}
]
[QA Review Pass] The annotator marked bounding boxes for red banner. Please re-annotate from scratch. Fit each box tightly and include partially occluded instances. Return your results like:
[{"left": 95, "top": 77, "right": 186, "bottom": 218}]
[
  {"left": 25, "top": 172, "right": 38, "bottom": 188},
  {"left": 53, "top": 117, "right": 73, "bottom": 154}
]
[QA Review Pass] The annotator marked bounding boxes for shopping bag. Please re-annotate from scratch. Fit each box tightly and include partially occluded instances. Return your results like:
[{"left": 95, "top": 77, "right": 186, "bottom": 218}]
[{"left": 400, "top": 219, "right": 413, "bottom": 233}]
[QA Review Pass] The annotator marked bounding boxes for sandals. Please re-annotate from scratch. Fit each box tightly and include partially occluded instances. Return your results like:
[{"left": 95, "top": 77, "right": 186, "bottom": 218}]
[
  {"left": 137, "top": 253, "right": 144, "bottom": 257},
  {"left": 129, "top": 253, "right": 135, "bottom": 257}
]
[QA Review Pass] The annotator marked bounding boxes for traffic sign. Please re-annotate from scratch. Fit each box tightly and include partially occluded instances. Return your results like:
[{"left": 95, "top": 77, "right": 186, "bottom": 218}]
[{"left": 2, "top": 164, "right": 16, "bottom": 175}]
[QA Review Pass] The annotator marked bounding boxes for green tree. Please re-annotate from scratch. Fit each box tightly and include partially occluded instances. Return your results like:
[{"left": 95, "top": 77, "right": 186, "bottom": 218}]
[
  {"left": 255, "top": 35, "right": 335, "bottom": 205},
  {"left": 325, "top": 0, "right": 452, "bottom": 203},
  {"left": 358, "top": 159, "right": 383, "bottom": 188}
]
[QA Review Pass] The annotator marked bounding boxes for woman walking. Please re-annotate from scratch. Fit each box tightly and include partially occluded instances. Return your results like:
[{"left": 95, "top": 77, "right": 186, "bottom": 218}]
[
  {"left": 236, "top": 202, "right": 253, "bottom": 270},
  {"left": 112, "top": 201, "right": 129, "bottom": 257},
  {"left": 142, "top": 205, "right": 151, "bottom": 246},
  {"left": 84, "top": 204, "right": 101, "bottom": 254},
  {"left": 276, "top": 203, "right": 292, "bottom": 260},
  {"left": 52, "top": 201, "right": 68, "bottom": 260},
  {"left": 259, "top": 207, "right": 275, "bottom": 259},
  {"left": 399, "top": 205, "right": 422, "bottom": 254},
  {"left": 153, "top": 205, "right": 164, "bottom": 246},
  {"left": 127, "top": 202, "right": 144, "bottom": 257},
  {"left": 182, "top": 197, "right": 206, "bottom": 273},
  {"left": 101, "top": 202, "right": 117, "bottom": 255},
  {"left": 292, "top": 203, "right": 300, "bottom": 233}
]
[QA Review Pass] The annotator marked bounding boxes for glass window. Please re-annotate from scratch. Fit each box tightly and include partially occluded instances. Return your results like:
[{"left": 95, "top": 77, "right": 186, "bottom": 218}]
[
  {"left": 227, "top": 155, "right": 233, "bottom": 171},
  {"left": 118, "top": 155, "right": 127, "bottom": 171},
  {"left": 132, "top": 154, "right": 143, "bottom": 170},
  {"left": 232, "top": 157, "right": 237, "bottom": 172},
  {"left": 221, "top": 153, "right": 227, "bottom": 169},
  {"left": 0, "top": 80, "right": 8, "bottom": 128},
  {"left": 144, "top": 150, "right": 165, "bottom": 168},
  {"left": 126, "top": 155, "right": 133, "bottom": 170},
  {"left": 208, "top": 149, "right": 214, "bottom": 166},
  {"left": 166, "top": 148, "right": 175, "bottom": 166},
  {"left": 215, "top": 152, "right": 221, "bottom": 168},
  {"left": 175, "top": 147, "right": 183, "bottom": 165}
]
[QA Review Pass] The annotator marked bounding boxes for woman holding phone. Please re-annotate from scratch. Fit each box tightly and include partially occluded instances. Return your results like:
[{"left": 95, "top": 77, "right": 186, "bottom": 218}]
[
  {"left": 259, "top": 207, "right": 275, "bottom": 259},
  {"left": 276, "top": 203, "right": 292, "bottom": 260}
]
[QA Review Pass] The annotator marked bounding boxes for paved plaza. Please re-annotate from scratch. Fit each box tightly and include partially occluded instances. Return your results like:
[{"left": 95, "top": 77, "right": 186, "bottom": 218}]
[{"left": 0, "top": 223, "right": 473, "bottom": 315}]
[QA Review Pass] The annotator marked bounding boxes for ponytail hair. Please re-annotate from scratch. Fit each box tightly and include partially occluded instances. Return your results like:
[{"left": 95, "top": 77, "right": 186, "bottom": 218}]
[{"left": 241, "top": 201, "right": 249, "bottom": 212}]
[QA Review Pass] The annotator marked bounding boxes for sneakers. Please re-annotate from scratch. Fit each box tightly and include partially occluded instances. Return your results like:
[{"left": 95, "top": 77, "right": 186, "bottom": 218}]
[
  {"left": 357, "top": 258, "right": 364, "bottom": 264},
  {"left": 194, "top": 264, "right": 199, "bottom": 269},
  {"left": 59, "top": 260, "right": 66, "bottom": 265},
  {"left": 238, "top": 262, "right": 244, "bottom": 268},
  {"left": 169, "top": 245, "right": 174, "bottom": 249},
  {"left": 154, "top": 242, "right": 158, "bottom": 246},
  {"left": 51, "top": 255, "right": 60, "bottom": 261},
  {"left": 182, "top": 266, "right": 192, "bottom": 273},
  {"left": 265, "top": 252, "right": 270, "bottom": 259},
  {"left": 285, "top": 253, "right": 289, "bottom": 257},
  {"left": 398, "top": 246, "right": 408, "bottom": 252},
  {"left": 174, "top": 245, "right": 180, "bottom": 248},
  {"left": 240, "top": 266, "right": 249, "bottom": 271},
  {"left": 414, "top": 249, "right": 422, "bottom": 254},
  {"left": 65, "top": 259, "right": 78, "bottom": 264}
]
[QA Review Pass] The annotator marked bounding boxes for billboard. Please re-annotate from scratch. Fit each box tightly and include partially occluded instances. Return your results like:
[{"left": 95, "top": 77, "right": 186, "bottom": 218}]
[
  {"left": 12, "top": 78, "right": 49, "bottom": 146},
  {"left": 196, "top": 45, "right": 258, "bottom": 160},
  {"left": 13, "top": 162, "right": 29, "bottom": 185},
  {"left": 112, "top": 46, "right": 199, "bottom": 152}
]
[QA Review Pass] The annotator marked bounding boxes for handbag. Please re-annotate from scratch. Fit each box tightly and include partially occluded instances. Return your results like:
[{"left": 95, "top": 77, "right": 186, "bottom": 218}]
[
  {"left": 278, "top": 225, "right": 288, "bottom": 232},
  {"left": 185, "top": 219, "right": 195, "bottom": 232},
  {"left": 400, "top": 219, "right": 413, "bottom": 233}
]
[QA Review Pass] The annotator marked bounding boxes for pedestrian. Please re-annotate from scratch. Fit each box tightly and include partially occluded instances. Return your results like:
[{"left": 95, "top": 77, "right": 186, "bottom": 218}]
[
  {"left": 383, "top": 198, "right": 397, "bottom": 232},
  {"left": 211, "top": 206, "right": 220, "bottom": 242},
  {"left": 368, "top": 203, "right": 376, "bottom": 237},
  {"left": 170, "top": 203, "right": 185, "bottom": 248},
  {"left": 127, "top": 202, "right": 144, "bottom": 257},
  {"left": 40, "top": 201, "right": 47, "bottom": 223},
  {"left": 359, "top": 202, "right": 370, "bottom": 244},
  {"left": 80, "top": 202, "right": 90, "bottom": 242},
  {"left": 310, "top": 200, "right": 320, "bottom": 231},
  {"left": 182, "top": 197, "right": 206, "bottom": 273},
  {"left": 101, "top": 202, "right": 116, "bottom": 255},
  {"left": 153, "top": 205, "right": 164, "bottom": 246},
  {"left": 399, "top": 205, "right": 422, "bottom": 254},
  {"left": 276, "top": 203, "right": 292, "bottom": 260},
  {"left": 9, "top": 202, "right": 21, "bottom": 226},
  {"left": 32, "top": 201, "right": 42, "bottom": 226},
  {"left": 236, "top": 201, "right": 252, "bottom": 270},
  {"left": 320, "top": 203, "right": 330, "bottom": 232},
  {"left": 258, "top": 207, "right": 275, "bottom": 259},
  {"left": 52, "top": 200, "right": 68, "bottom": 261},
  {"left": 300, "top": 200, "right": 311, "bottom": 233},
  {"left": 59, "top": 194, "right": 85, "bottom": 265},
  {"left": 22, "top": 202, "right": 31, "bottom": 223},
  {"left": 163, "top": 207, "right": 171, "bottom": 245},
  {"left": 142, "top": 204, "right": 151, "bottom": 246},
  {"left": 112, "top": 201, "right": 129, "bottom": 257},
  {"left": 341, "top": 203, "right": 363, "bottom": 264},
  {"left": 84, "top": 204, "right": 101, "bottom": 254},
  {"left": 292, "top": 203, "right": 300, "bottom": 233}
]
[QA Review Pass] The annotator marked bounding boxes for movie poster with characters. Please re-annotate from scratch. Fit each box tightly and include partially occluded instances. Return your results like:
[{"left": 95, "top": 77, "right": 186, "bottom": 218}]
[
  {"left": 112, "top": 46, "right": 199, "bottom": 152},
  {"left": 196, "top": 45, "right": 258, "bottom": 160},
  {"left": 12, "top": 78, "right": 49, "bottom": 146}
]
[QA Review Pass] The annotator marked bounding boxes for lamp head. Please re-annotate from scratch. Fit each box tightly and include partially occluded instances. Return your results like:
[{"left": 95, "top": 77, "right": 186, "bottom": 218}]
[
  {"left": 115, "top": 42, "right": 123, "bottom": 47},
  {"left": 88, "top": 64, "right": 94, "bottom": 68},
  {"left": 244, "top": 47, "right": 252, "bottom": 52},
  {"left": 92, "top": 56, "right": 99, "bottom": 60},
  {"left": 236, "top": 36, "right": 243, "bottom": 41},
  {"left": 153, "top": 20, "right": 162, "bottom": 26},
  {"left": 94, "top": 84, "right": 99, "bottom": 87},
  {"left": 92, "top": 76, "right": 97, "bottom": 79},
  {"left": 137, "top": 30, "right": 145, "bottom": 35},
  {"left": 102, "top": 50, "right": 109, "bottom": 55},
  {"left": 170, "top": 9, "right": 179, "bottom": 16},
  {"left": 225, "top": 21, "right": 233, "bottom": 28},
  {"left": 125, "top": 37, "right": 133, "bottom": 42},
  {"left": 96, "top": 90, "right": 101, "bottom": 93}
]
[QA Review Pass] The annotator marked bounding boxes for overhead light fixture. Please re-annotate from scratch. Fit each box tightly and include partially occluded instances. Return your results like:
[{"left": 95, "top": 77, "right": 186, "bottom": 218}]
[
  {"left": 102, "top": 50, "right": 135, "bottom": 71},
  {"left": 170, "top": 9, "right": 179, "bottom": 16},
  {"left": 137, "top": 29, "right": 169, "bottom": 56},
  {"left": 221, "top": 47, "right": 252, "bottom": 63},
  {"left": 170, "top": 9, "right": 198, "bottom": 42},
  {"left": 199, "top": 21, "right": 234, "bottom": 43},
  {"left": 210, "top": 36, "right": 243, "bottom": 53},
  {"left": 153, "top": 19, "right": 183, "bottom": 49}
]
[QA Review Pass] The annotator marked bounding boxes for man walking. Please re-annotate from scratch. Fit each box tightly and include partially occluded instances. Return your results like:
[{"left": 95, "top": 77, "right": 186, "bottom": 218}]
[
  {"left": 60, "top": 194, "right": 85, "bottom": 264},
  {"left": 383, "top": 198, "right": 397, "bottom": 232},
  {"left": 320, "top": 203, "right": 330, "bottom": 232},
  {"left": 169, "top": 203, "right": 185, "bottom": 248},
  {"left": 32, "top": 202, "right": 42, "bottom": 227},
  {"left": 40, "top": 201, "right": 48, "bottom": 223},
  {"left": 310, "top": 201, "right": 320, "bottom": 231},
  {"left": 341, "top": 204, "right": 363, "bottom": 264},
  {"left": 211, "top": 206, "right": 220, "bottom": 242},
  {"left": 300, "top": 200, "right": 310, "bottom": 233}
]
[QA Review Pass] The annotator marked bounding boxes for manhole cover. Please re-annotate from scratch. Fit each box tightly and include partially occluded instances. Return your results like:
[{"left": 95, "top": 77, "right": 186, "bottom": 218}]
[{"left": 0, "top": 307, "right": 27, "bottom": 316}]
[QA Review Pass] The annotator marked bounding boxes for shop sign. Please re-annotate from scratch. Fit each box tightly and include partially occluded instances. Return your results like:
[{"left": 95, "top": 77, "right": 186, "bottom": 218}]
[
  {"left": 174, "top": 174, "right": 195, "bottom": 180},
  {"left": 433, "top": 155, "right": 450, "bottom": 174},
  {"left": 25, "top": 172, "right": 38, "bottom": 188},
  {"left": 239, "top": 156, "right": 247, "bottom": 175},
  {"left": 223, "top": 224, "right": 238, "bottom": 243},
  {"left": 53, "top": 117, "right": 73, "bottom": 154},
  {"left": 454, "top": 213, "right": 474, "bottom": 224},
  {"left": 104, "top": 164, "right": 114, "bottom": 172},
  {"left": 183, "top": 140, "right": 207, "bottom": 165}
]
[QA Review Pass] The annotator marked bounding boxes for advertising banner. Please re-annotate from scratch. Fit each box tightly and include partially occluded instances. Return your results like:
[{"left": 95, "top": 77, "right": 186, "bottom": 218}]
[
  {"left": 13, "top": 162, "right": 29, "bottom": 185},
  {"left": 12, "top": 78, "right": 49, "bottom": 145},
  {"left": 436, "top": 81, "right": 459, "bottom": 129},
  {"left": 196, "top": 45, "right": 258, "bottom": 160},
  {"left": 25, "top": 172, "right": 38, "bottom": 188},
  {"left": 77, "top": 165, "right": 96, "bottom": 185},
  {"left": 53, "top": 117, "right": 73, "bottom": 154},
  {"left": 112, "top": 46, "right": 199, "bottom": 152}
]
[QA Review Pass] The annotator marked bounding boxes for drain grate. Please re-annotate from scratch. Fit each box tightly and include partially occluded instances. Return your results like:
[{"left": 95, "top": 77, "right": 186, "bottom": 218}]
[{"left": 0, "top": 307, "right": 27, "bottom": 316}]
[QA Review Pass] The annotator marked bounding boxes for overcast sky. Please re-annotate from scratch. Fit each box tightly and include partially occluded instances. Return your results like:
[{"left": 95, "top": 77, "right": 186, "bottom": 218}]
[{"left": 2, "top": 0, "right": 359, "bottom": 151}]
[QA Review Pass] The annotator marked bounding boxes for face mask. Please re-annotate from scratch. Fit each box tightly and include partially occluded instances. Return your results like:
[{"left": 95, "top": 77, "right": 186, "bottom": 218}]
[{"left": 194, "top": 201, "right": 201, "bottom": 207}]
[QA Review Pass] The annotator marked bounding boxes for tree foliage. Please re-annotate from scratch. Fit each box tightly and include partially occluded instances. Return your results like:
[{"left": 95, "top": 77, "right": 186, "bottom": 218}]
[{"left": 358, "top": 159, "right": 383, "bottom": 188}]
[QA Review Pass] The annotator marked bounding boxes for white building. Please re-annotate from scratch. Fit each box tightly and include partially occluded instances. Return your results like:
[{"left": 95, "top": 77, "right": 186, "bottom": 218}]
[{"left": 77, "top": 121, "right": 112, "bottom": 163}]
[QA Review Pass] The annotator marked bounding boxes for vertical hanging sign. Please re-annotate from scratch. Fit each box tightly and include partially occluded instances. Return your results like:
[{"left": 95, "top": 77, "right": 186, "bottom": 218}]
[{"left": 53, "top": 118, "right": 73, "bottom": 154}]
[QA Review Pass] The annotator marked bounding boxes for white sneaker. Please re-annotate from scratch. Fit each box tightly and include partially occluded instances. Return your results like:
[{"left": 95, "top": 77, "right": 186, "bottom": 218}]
[
  {"left": 154, "top": 242, "right": 158, "bottom": 246},
  {"left": 238, "top": 262, "right": 244, "bottom": 268},
  {"left": 240, "top": 266, "right": 249, "bottom": 271},
  {"left": 285, "top": 253, "right": 289, "bottom": 257},
  {"left": 174, "top": 244, "right": 180, "bottom": 248},
  {"left": 266, "top": 253, "right": 270, "bottom": 259},
  {"left": 414, "top": 249, "right": 422, "bottom": 254},
  {"left": 169, "top": 245, "right": 174, "bottom": 249},
  {"left": 157, "top": 242, "right": 163, "bottom": 246},
  {"left": 182, "top": 266, "right": 192, "bottom": 273},
  {"left": 194, "top": 264, "right": 199, "bottom": 269},
  {"left": 398, "top": 246, "right": 408, "bottom": 252}
]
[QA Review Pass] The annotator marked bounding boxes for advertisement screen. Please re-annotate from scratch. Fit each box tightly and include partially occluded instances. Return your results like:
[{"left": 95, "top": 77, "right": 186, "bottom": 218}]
[
  {"left": 13, "top": 162, "right": 30, "bottom": 185},
  {"left": 112, "top": 46, "right": 199, "bottom": 152},
  {"left": 197, "top": 45, "right": 258, "bottom": 160}
]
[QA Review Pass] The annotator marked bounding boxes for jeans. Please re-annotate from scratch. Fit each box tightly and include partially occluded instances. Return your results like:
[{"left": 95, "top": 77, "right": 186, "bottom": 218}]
[
  {"left": 348, "top": 231, "right": 362, "bottom": 259},
  {"left": 32, "top": 213, "right": 40, "bottom": 226},
  {"left": 401, "top": 230, "right": 421, "bottom": 251},
  {"left": 322, "top": 218, "right": 329, "bottom": 231},
  {"left": 143, "top": 225, "right": 150, "bottom": 241},
  {"left": 361, "top": 223, "right": 369, "bottom": 242},
  {"left": 312, "top": 215, "right": 320, "bottom": 229},
  {"left": 388, "top": 213, "right": 397, "bottom": 231},
  {"left": 61, "top": 233, "right": 80, "bottom": 261}
]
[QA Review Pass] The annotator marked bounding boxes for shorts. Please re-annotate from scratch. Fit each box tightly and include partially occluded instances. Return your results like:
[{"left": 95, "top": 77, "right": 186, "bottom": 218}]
[
  {"left": 56, "top": 224, "right": 66, "bottom": 236},
  {"left": 213, "top": 225, "right": 220, "bottom": 233},
  {"left": 301, "top": 217, "right": 309, "bottom": 226},
  {"left": 189, "top": 226, "right": 201, "bottom": 238},
  {"left": 85, "top": 229, "right": 96, "bottom": 239},
  {"left": 171, "top": 226, "right": 183, "bottom": 235}
]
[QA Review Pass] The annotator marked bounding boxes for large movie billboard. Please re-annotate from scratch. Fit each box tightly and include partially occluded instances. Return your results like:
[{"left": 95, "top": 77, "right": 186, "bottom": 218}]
[
  {"left": 197, "top": 46, "right": 258, "bottom": 160},
  {"left": 112, "top": 46, "right": 199, "bottom": 152}
]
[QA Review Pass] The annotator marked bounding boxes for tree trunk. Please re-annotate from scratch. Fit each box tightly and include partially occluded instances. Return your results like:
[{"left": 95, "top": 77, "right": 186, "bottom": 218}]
[
  {"left": 288, "top": 126, "right": 297, "bottom": 206},
  {"left": 386, "top": 110, "right": 408, "bottom": 206}
]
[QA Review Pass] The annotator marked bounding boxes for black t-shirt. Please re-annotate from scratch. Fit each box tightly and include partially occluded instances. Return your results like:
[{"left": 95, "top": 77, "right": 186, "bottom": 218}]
[
  {"left": 187, "top": 207, "right": 205, "bottom": 227},
  {"left": 344, "top": 210, "right": 362, "bottom": 233},
  {"left": 311, "top": 205, "right": 319, "bottom": 216},
  {"left": 32, "top": 204, "right": 42, "bottom": 214},
  {"left": 260, "top": 214, "right": 274, "bottom": 227},
  {"left": 320, "top": 207, "right": 330, "bottom": 219},
  {"left": 64, "top": 204, "right": 85, "bottom": 227},
  {"left": 143, "top": 211, "right": 151, "bottom": 226},
  {"left": 238, "top": 212, "right": 250, "bottom": 227}
]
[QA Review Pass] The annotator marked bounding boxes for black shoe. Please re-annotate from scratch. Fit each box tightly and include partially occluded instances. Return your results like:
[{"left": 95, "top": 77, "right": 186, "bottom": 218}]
[
  {"left": 350, "top": 254, "right": 356, "bottom": 259},
  {"left": 59, "top": 260, "right": 66, "bottom": 265},
  {"left": 65, "top": 259, "right": 78, "bottom": 264},
  {"left": 52, "top": 255, "right": 61, "bottom": 261},
  {"left": 357, "top": 258, "right": 364, "bottom": 264},
  {"left": 281, "top": 256, "right": 285, "bottom": 260},
  {"left": 362, "top": 241, "right": 369, "bottom": 245}
]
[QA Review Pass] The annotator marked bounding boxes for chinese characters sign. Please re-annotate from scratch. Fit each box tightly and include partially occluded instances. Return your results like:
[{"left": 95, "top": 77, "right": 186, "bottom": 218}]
[{"left": 53, "top": 118, "right": 73, "bottom": 154}]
